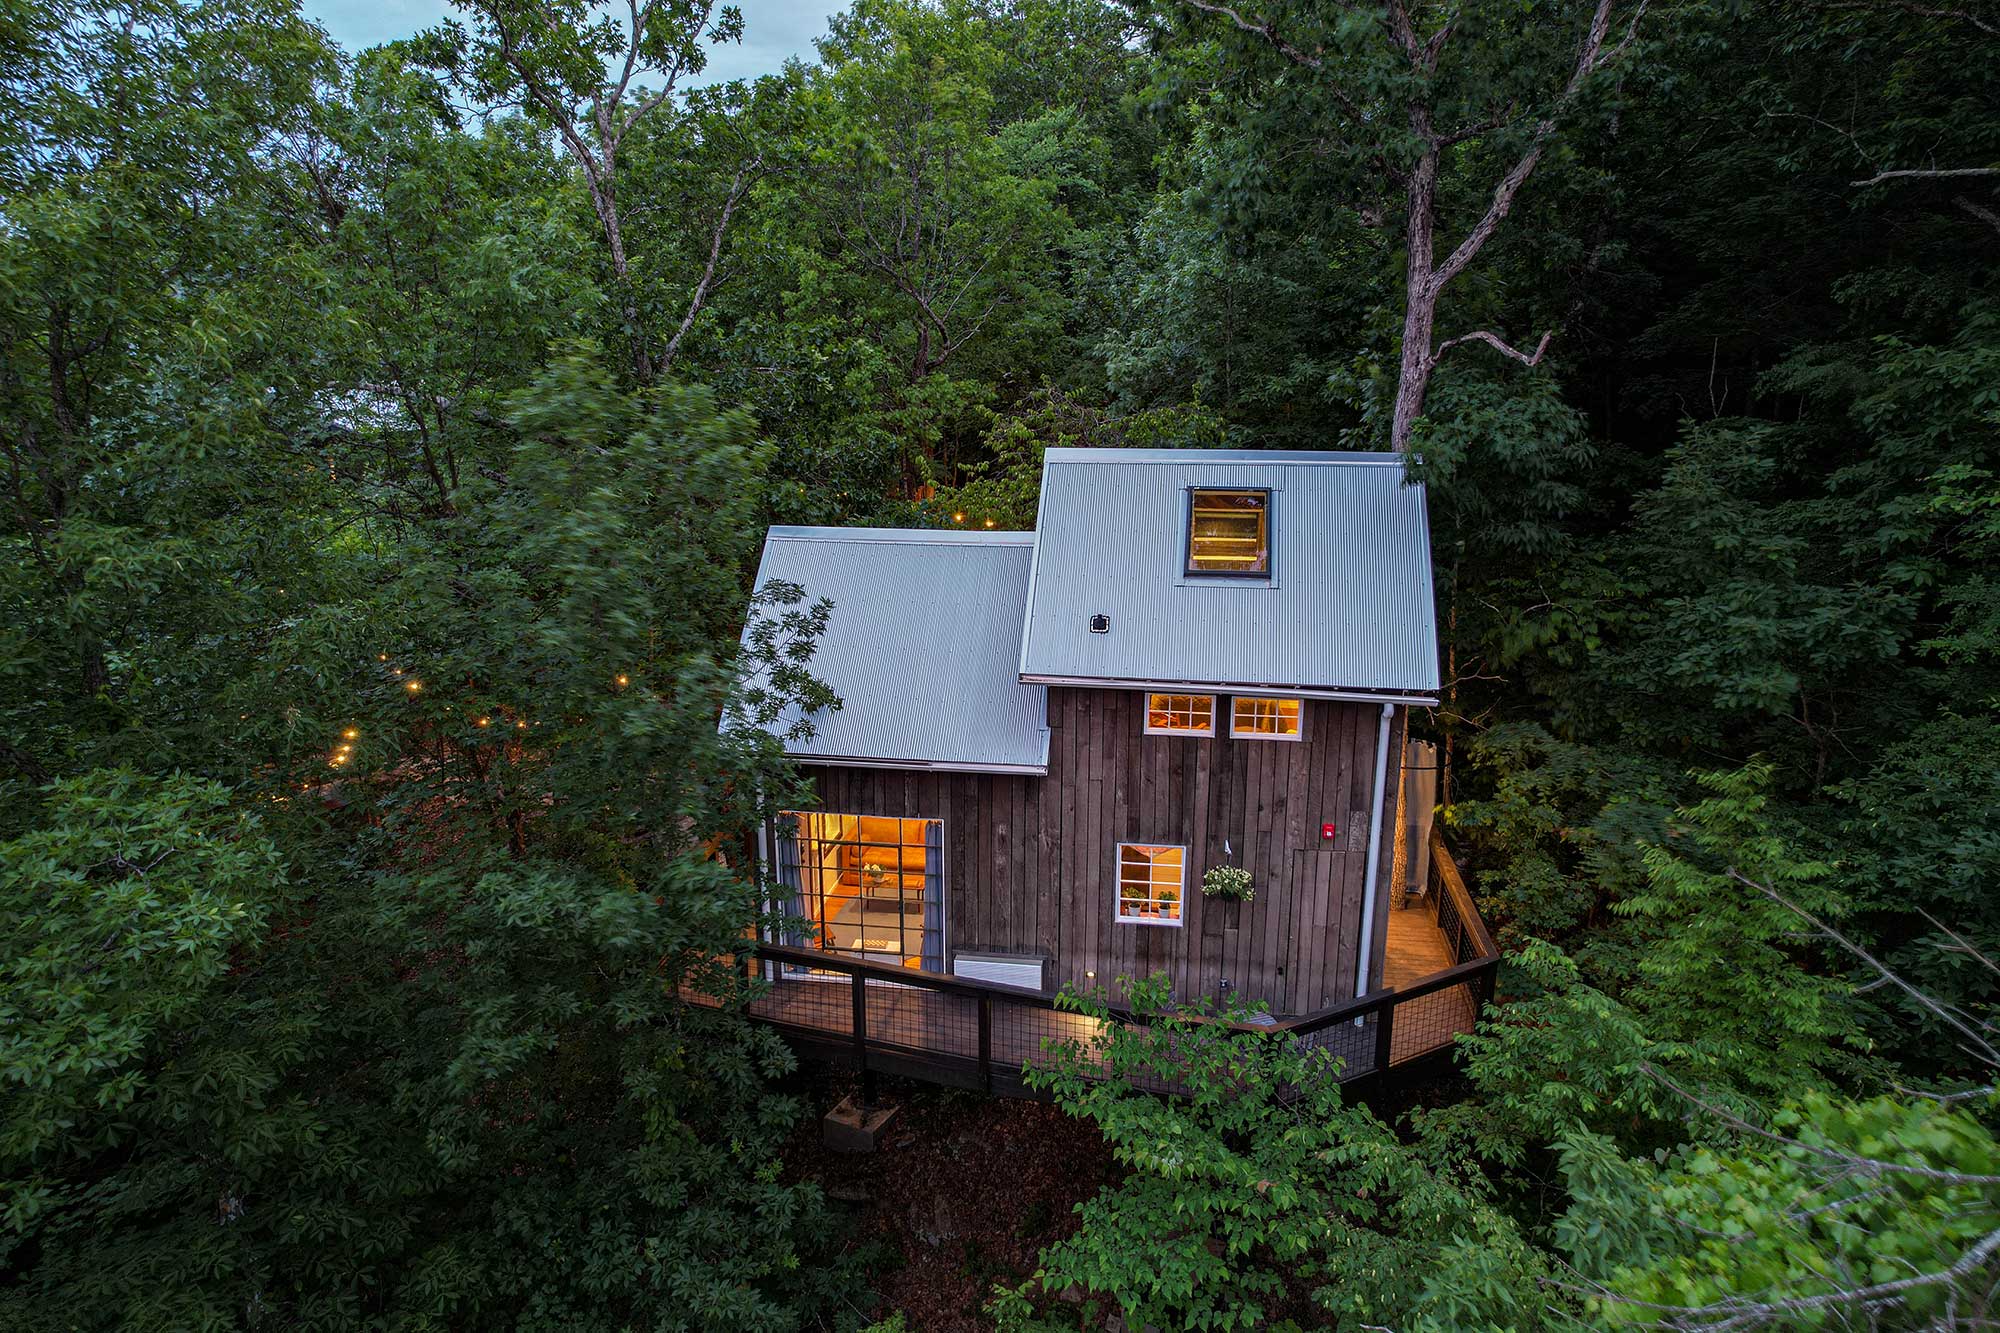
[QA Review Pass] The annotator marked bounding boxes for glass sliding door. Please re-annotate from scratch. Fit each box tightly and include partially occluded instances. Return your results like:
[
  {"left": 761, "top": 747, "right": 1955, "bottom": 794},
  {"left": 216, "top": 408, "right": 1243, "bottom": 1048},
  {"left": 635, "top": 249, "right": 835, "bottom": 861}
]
[{"left": 779, "top": 812, "right": 941, "bottom": 971}]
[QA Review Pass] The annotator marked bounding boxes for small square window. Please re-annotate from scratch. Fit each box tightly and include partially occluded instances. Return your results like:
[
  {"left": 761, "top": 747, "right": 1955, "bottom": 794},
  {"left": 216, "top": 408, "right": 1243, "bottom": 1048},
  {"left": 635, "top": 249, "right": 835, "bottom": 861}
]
[
  {"left": 1187, "top": 489, "right": 1270, "bottom": 577},
  {"left": 1116, "top": 843, "right": 1185, "bottom": 925},
  {"left": 1231, "top": 696, "right": 1302, "bottom": 740},
  {"left": 1144, "top": 693, "right": 1215, "bottom": 736}
]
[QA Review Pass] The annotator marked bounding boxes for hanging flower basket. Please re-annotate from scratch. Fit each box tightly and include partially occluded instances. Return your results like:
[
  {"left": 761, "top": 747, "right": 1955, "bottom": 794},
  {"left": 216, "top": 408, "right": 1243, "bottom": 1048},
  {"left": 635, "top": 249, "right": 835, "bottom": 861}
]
[{"left": 1202, "top": 864, "right": 1255, "bottom": 903}]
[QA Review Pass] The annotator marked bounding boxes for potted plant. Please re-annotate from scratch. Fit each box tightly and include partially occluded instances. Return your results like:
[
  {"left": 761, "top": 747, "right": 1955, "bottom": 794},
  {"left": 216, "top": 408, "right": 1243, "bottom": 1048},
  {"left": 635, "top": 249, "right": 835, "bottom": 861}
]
[{"left": 1202, "top": 864, "right": 1255, "bottom": 903}]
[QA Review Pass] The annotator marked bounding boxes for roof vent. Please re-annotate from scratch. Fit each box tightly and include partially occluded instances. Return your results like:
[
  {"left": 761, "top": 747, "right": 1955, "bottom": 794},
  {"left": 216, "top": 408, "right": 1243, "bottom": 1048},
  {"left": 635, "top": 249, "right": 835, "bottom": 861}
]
[{"left": 1088, "top": 613, "right": 1111, "bottom": 635}]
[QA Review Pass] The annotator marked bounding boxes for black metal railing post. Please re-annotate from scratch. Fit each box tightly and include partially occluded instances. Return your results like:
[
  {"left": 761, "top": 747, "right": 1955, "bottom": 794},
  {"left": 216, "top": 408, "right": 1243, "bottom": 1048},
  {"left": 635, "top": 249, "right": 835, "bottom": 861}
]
[
  {"left": 978, "top": 994, "right": 993, "bottom": 1093},
  {"left": 1373, "top": 1000, "right": 1396, "bottom": 1072},
  {"left": 850, "top": 968, "right": 875, "bottom": 1108}
]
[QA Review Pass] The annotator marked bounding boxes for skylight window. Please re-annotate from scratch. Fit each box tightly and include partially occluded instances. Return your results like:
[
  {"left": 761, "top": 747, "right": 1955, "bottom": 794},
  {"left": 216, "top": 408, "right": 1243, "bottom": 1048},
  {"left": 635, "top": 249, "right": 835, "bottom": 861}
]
[{"left": 1187, "top": 489, "right": 1270, "bottom": 577}]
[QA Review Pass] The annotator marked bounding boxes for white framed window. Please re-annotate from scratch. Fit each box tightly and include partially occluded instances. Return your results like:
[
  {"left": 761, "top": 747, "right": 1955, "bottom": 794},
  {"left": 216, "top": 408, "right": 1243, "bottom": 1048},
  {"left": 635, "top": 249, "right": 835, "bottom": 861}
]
[
  {"left": 1230, "top": 696, "right": 1303, "bottom": 741},
  {"left": 1116, "top": 842, "right": 1186, "bottom": 926},
  {"left": 1144, "top": 692, "right": 1215, "bottom": 736}
]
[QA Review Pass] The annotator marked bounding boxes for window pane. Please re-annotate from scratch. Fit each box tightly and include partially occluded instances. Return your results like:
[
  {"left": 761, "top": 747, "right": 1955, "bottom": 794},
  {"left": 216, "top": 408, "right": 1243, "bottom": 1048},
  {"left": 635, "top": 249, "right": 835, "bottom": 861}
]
[
  {"left": 1116, "top": 843, "right": 1184, "bottom": 923},
  {"left": 1189, "top": 490, "right": 1269, "bottom": 575},
  {"left": 1232, "top": 696, "right": 1301, "bottom": 738},
  {"left": 1145, "top": 693, "right": 1214, "bottom": 734}
]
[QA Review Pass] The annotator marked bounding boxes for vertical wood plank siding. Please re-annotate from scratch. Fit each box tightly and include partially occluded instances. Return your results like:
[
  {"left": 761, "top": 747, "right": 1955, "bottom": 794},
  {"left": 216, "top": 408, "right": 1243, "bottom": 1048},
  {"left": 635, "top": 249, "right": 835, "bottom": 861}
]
[{"left": 797, "top": 689, "right": 1404, "bottom": 1016}]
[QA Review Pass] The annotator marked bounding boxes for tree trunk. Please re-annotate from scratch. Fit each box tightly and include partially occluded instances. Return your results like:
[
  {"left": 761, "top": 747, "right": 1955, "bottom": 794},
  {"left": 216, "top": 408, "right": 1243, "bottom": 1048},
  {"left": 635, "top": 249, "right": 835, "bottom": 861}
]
[
  {"left": 594, "top": 180, "right": 654, "bottom": 384},
  {"left": 1390, "top": 139, "right": 1441, "bottom": 454}
]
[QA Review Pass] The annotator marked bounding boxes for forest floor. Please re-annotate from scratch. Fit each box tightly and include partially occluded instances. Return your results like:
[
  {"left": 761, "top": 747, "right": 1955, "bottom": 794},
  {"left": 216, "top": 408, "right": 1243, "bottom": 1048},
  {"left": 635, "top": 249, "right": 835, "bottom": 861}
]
[{"left": 778, "top": 1070, "right": 1120, "bottom": 1332}]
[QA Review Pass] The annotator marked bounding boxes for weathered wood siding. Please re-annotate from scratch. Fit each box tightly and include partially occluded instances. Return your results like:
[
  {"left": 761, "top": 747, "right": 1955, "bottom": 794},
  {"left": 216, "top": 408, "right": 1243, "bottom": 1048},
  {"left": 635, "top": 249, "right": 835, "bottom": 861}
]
[{"left": 794, "top": 688, "right": 1405, "bottom": 1016}]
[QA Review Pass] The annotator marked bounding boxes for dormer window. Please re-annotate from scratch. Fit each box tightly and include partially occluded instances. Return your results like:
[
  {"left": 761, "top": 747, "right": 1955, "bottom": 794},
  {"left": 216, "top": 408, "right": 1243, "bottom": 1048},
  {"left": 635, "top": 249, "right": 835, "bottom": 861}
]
[{"left": 1187, "top": 489, "right": 1270, "bottom": 577}]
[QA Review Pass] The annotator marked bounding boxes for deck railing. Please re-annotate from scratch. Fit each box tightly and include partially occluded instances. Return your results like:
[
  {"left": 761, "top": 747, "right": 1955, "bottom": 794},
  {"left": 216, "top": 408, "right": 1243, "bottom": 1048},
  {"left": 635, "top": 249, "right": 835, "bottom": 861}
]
[{"left": 712, "top": 829, "right": 1499, "bottom": 1100}]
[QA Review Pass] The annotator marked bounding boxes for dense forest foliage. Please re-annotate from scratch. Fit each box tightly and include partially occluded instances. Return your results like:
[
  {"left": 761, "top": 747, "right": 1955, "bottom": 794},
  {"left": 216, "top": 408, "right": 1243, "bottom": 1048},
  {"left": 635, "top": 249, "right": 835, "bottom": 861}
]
[{"left": 2, "top": 0, "right": 1996, "bottom": 1328}]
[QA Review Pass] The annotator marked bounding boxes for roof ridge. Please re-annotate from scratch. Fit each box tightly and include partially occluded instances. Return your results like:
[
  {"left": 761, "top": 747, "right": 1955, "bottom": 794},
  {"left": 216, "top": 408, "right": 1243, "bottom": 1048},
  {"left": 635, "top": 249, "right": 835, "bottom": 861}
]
[
  {"left": 1042, "top": 447, "right": 1406, "bottom": 466},
  {"left": 766, "top": 525, "right": 1034, "bottom": 544}
]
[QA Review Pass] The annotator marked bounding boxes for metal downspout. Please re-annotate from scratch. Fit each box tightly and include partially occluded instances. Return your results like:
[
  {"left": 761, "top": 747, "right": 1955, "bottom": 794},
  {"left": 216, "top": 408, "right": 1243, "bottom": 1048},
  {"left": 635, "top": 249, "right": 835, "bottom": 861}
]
[{"left": 1356, "top": 701, "right": 1395, "bottom": 999}]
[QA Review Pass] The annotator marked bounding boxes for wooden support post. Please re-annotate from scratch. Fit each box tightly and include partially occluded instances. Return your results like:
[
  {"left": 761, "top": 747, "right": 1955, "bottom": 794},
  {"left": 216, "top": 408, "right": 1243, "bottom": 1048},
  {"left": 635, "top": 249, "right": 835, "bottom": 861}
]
[
  {"left": 978, "top": 994, "right": 992, "bottom": 1093},
  {"left": 851, "top": 969, "right": 875, "bottom": 1108},
  {"left": 1373, "top": 1001, "right": 1397, "bottom": 1072}
]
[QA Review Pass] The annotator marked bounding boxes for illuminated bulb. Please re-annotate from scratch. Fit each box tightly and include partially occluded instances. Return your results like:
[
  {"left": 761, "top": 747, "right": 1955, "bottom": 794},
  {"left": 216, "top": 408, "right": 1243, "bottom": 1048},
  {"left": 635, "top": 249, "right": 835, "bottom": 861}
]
[
  {"left": 615, "top": 674, "right": 629, "bottom": 687},
  {"left": 983, "top": 518, "right": 995, "bottom": 529},
  {"left": 404, "top": 679, "right": 421, "bottom": 693},
  {"left": 377, "top": 654, "right": 388, "bottom": 661},
  {"left": 342, "top": 728, "right": 358, "bottom": 740},
  {"left": 952, "top": 511, "right": 965, "bottom": 523},
  {"left": 476, "top": 717, "right": 490, "bottom": 727},
  {"left": 516, "top": 719, "right": 528, "bottom": 729}
]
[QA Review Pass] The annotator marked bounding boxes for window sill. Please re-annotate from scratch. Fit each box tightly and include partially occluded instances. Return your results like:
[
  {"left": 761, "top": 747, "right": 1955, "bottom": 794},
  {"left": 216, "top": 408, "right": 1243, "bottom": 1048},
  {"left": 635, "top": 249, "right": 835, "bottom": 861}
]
[{"left": 1115, "top": 914, "right": 1184, "bottom": 928}]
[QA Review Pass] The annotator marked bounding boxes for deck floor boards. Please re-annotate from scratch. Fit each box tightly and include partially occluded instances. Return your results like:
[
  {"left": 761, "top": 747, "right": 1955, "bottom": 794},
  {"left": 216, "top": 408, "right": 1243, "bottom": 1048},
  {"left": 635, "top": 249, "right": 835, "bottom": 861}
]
[{"left": 727, "top": 904, "right": 1475, "bottom": 1082}]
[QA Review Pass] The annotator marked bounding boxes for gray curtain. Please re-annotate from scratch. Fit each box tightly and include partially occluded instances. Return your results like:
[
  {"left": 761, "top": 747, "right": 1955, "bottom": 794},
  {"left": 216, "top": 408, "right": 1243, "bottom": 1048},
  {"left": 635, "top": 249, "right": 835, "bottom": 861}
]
[
  {"left": 921, "top": 819, "right": 944, "bottom": 973},
  {"left": 773, "top": 816, "right": 807, "bottom": 949}
]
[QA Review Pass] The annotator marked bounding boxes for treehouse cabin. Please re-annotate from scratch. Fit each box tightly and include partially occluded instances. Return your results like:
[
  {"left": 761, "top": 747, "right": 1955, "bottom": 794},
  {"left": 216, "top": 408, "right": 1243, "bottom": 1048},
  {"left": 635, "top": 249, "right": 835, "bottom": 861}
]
[{"left": 729, "top": 447, "right": 1486, "bottom": 1079}]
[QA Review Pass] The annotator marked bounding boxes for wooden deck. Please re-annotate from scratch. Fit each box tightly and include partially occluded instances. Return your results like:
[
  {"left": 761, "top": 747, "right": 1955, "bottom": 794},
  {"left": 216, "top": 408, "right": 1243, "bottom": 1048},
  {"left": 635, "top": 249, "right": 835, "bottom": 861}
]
[
  {"left": 740, "top": 899, "right": 1474, "bottom": 1075},
  {"left": 717, "top": 830, "right": 1497, "bottom": 1096},
  {"left": 1382, "top": 901, "right": 1476, "bottom": 1061},
  {"left": 1385, "top": 902, "right": 1455, "bottom": 989}
]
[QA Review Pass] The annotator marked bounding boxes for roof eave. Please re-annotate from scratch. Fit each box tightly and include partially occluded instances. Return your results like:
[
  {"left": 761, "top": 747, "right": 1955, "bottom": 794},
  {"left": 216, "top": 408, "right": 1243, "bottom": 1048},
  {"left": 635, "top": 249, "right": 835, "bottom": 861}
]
[
  {"left": 788, "top": 751, "right": 1051, "bottom": 777},
  {"left": 1018, "top": 673, "right": 1438, "bottom": 708}
]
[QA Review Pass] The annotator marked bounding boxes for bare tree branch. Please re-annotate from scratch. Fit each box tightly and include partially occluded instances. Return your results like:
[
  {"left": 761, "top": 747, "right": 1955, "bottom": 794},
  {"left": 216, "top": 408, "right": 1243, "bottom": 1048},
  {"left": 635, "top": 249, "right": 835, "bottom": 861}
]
[
  {"left": 1727, "top": 868, "right": 2000, "bottom": 1068},
  {"left": 1180, "top": 0, "right": 1326, "bottom": 68},
  {"left": 1435, "top": 328, "right": 1554, "bottom": 367},
  {"left": 1820, "top": 0, "right": 2000, "bottom": 34},
  {"left": 1954, "top": 193, "right": 2000, "bottom": 235},
  {"left": 1853, "top": 166, "right": 2000, "bottom": 187},
  {"left": 659, "top": 156, "right": 764, "bottom": 371}
]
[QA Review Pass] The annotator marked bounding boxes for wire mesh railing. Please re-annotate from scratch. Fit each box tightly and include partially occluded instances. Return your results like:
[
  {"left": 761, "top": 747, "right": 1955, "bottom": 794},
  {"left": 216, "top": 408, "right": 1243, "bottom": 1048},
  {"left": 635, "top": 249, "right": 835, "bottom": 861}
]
[{"left": 699, "top": 832, "right": 1499, "bottom": 1100}]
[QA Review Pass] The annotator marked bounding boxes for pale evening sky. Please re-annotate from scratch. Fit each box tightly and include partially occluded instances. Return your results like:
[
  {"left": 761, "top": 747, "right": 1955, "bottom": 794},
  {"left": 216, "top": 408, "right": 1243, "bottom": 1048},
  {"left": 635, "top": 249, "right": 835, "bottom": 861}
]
[{"left": 300, "top": 1, "right": 840, "bottom": 84}]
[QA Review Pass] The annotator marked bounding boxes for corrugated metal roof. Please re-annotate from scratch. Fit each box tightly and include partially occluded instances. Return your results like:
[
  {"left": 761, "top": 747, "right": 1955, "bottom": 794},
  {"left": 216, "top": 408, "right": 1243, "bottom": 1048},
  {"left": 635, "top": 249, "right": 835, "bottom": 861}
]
[
  {"left": 1018, "top": 449, "right": 1439, "bottom": 698},
  {"left": 740, "top": 527, "right": 1051, "bottom": 773}
]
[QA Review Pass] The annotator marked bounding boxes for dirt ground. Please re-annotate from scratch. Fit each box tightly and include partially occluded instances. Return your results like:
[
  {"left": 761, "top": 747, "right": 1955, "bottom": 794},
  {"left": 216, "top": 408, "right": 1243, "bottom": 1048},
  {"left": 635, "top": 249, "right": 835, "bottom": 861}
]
[{"left": 779, "top": 1071, "right": 1120, "bottom": 1332}]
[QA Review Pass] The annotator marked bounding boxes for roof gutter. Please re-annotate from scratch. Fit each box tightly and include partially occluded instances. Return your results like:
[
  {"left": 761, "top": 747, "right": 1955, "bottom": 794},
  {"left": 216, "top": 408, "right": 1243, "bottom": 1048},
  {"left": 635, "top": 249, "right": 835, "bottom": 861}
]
[{"left": 1018, "top": 673, "right": 1438, "bottom": 708}]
